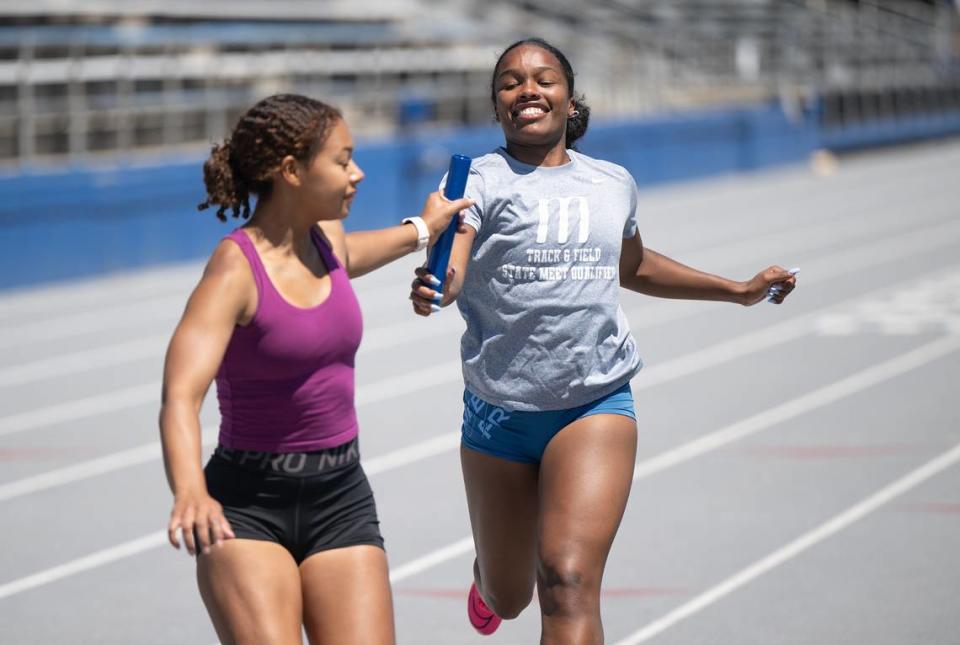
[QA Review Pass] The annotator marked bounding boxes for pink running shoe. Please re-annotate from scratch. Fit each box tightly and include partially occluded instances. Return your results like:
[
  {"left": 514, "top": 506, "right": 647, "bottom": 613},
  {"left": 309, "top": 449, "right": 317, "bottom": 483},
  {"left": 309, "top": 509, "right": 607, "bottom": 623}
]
[{"left": 467, "top": 582, "right": 502, "bottom": 635}]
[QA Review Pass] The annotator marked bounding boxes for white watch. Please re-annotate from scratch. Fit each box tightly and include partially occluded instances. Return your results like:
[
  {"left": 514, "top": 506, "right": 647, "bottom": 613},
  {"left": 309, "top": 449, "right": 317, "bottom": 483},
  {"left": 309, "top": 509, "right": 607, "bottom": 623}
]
[{"left": 402, "top": 216, "right": 431, "bottom": 252}]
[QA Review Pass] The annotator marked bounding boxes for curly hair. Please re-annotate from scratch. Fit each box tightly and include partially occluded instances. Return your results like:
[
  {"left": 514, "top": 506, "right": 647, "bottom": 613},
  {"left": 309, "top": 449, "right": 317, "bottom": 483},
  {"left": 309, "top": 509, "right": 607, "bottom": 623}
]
[
  {"left": 490, "top": 38, "right": 591, "bottom": 149},
  {"left": 198, "top": 94, "right": 342, "bottom": 221}
]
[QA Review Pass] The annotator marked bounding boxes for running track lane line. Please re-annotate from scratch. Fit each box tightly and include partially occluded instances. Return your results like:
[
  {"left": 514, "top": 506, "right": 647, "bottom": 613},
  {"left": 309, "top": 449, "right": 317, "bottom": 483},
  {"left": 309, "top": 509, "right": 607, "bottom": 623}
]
[
  {"left": 613, "top": 437, "right": 960, "bottom": 644},
  {"left": 388, "top": 537, "right": 476, "bottom": 584},
  {"left": 0, "top": 426, "right": 217, "bottom": 502},
  {"left": 2, "top": 335, "right": 956, "bottom": 601},
  {"left": 629, "top": 334, "right": 960, "bottom": 481}
]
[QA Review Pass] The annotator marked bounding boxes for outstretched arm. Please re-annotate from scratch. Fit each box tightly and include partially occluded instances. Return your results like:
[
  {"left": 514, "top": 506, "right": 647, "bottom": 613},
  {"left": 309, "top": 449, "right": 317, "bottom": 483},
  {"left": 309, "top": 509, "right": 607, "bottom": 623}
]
[
  {"left": 318, "top": 192, "right": 474, "bottom": 279},
  {"left": 619, "top": 232, "right": 796, "bottom": 305}
]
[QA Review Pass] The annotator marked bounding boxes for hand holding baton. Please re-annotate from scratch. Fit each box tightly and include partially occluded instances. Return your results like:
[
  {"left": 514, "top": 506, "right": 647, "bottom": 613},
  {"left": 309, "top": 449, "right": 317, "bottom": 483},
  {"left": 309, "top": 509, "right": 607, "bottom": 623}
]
[
  {"left": 426, "top": 154, "right": 472, "bottom": 296},
  {"left": 767, "top": 267, "right": 799, "bottom": 303}
]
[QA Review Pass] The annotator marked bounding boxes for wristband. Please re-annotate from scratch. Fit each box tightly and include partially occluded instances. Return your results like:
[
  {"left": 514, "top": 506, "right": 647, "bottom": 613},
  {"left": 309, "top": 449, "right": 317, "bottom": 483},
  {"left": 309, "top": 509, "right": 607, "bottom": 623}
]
[{"left": 402, "top": 216, "right": 430, "bottom": 252}]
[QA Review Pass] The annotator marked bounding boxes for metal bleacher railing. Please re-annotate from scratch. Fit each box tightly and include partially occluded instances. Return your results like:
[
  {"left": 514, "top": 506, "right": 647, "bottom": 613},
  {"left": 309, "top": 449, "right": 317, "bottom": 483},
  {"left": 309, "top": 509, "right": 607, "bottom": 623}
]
[{"left": 0, "top": 0, "right": 957, "bottom": 168}]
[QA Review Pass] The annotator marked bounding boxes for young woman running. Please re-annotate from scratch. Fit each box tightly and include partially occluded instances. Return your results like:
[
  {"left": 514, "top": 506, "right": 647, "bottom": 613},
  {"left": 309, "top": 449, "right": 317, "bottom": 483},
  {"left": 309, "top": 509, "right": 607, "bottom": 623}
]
[
  {"left": 410, "top": 39, "right": 797, "bottom": 643},
  {"left": 160, "top": 94, "right": 472, "bottom": 645}
]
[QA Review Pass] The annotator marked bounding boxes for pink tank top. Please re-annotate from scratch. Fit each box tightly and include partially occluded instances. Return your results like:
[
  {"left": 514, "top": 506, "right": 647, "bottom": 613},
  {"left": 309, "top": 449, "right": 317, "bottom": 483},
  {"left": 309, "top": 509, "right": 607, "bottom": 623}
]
[{"left": 215, "top": 227, "right": 363, "bottom": 452}]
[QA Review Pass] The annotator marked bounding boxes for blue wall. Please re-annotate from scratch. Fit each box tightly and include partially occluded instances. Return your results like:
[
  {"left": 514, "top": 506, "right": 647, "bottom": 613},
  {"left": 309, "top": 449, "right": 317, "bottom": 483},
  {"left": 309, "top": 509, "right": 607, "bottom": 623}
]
[
  {"left": 820, "top": 112, "right": 960, "bottom": 151},
  {"left": 0, "top": 100, "right": 952, "bottom": 291}
]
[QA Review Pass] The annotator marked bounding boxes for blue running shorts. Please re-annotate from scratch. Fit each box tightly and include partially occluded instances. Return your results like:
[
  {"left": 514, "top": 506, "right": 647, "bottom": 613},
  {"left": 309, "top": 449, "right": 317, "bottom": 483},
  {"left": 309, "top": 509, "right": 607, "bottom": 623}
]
[{"left": 461, "top": 382, "right": 636, "bottom": 464}]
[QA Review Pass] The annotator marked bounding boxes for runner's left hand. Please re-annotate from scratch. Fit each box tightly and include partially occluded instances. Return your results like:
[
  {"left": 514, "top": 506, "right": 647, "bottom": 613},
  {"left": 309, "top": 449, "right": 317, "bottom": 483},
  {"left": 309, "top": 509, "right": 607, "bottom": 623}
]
[{"left": 740, "top": 266, "right": 797, "bottom": 306}]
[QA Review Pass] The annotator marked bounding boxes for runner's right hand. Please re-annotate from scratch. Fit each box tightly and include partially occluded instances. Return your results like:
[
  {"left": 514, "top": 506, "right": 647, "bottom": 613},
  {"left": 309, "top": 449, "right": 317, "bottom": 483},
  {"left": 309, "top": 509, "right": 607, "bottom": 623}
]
[
  {"left": 167, "top": 491, "right": 235, "bottom": 555},
  {"left": 411, "top": 266, "right": 456, "bottom": 316}
]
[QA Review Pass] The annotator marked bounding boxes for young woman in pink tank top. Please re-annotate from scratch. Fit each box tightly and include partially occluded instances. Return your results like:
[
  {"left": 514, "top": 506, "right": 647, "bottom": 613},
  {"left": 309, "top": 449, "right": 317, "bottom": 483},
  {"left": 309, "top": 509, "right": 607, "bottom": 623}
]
[{"left": 159, "top": 94, "right": 472, "bottom": 645}]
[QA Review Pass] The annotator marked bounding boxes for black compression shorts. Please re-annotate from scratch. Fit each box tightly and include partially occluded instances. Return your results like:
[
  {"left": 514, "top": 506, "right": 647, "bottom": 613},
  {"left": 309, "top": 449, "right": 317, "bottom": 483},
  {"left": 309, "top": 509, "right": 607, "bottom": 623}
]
[{"left": 202, "top": 438, "right": 384, "bottom": 563}]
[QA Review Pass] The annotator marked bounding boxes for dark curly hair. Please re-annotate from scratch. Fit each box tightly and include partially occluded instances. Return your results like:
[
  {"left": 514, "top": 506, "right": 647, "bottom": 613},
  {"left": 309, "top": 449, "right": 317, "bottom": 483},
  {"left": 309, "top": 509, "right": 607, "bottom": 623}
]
[
  {"left": 490, "top": 38, "right": 591, "bottom": 149},
  {"left": 198, "top": 94, "right": 342, "bottom": 221}
]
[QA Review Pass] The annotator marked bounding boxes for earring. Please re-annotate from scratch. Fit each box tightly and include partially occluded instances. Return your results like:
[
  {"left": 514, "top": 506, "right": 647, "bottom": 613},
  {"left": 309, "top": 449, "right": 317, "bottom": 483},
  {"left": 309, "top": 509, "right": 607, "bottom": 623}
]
[{"left": 569, "top": 110, "right": 580, "bottom": 117}]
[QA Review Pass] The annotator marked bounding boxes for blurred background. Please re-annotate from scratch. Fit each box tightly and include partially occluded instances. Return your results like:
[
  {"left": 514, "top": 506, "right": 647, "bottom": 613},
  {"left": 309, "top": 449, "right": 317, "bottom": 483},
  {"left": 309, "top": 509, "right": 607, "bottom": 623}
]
[{"left": 0, "top": 0, "right": 958, "bottom": 290}]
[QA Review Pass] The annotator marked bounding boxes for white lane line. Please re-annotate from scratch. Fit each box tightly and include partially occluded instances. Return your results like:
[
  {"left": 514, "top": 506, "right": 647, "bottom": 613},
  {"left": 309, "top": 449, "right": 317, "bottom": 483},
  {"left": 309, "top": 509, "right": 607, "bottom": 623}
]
[
  {"left": 0, "top": 336, "right": 168, "bottom": 387},
  {"left": 3, "top": 207, "right": 957, "bottom": 380},
  {"left": 635, "top": 317, "right": 810, "bottom": 390},
  {"left": 0, "top": 426, "right": 217, "bottom": 502},
  {"left": 662, "top": 197, "right": 958, "bottom": 284},
  {"left": 631, "top": 335, "right": 960, "bottom": 482},
  {"left": 0, "top": 532, "right": 169, "bottom": 600},
  {"left": 389, "top": 536, "right": 475, "bottom": 584},
  {"left": 355, "top": 361, "right": 461, "bottom": 406},
  {"left": 363, "top": 433, "right": 460, "bottom": 476},
  {"left": 0, "top": 384, "right": 158, "bottom": 438},
  {"left": 2, "top": 336, "right": 956, "bottom": 600},
  {"left": 0, "top": 297, "right": 184, "bottom": 351},
  {"left": 0, "top": 265, "right": 202, "bottom": 322},
  {"left": 357, "top": 314, "right": 464, "bottom": 355},
  {"left": 614, "top": 439, "right": 960, "bottom": 645},
  {"left": 0, "top": 443, "right": 160, "bottom": 502}
]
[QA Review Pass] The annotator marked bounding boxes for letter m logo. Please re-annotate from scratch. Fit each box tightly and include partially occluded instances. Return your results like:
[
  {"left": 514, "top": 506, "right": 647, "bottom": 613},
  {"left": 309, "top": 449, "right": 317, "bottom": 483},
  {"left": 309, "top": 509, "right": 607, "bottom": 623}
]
[{"left": 535, "top": 196, "right": 590, "bottom": 244}]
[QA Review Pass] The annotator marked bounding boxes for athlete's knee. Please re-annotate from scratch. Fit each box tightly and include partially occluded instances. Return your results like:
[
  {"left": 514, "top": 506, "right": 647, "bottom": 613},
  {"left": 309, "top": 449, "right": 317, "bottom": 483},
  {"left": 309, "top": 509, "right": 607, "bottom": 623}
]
[
  {"left": 474, "top": 557, "right": 535, "bottom": 619},
  {"left": 482, "top": 581, "right": 535, "bottom": 619},
  {"left": 536, "top": 557, "right": 598, "bottom": 618}
]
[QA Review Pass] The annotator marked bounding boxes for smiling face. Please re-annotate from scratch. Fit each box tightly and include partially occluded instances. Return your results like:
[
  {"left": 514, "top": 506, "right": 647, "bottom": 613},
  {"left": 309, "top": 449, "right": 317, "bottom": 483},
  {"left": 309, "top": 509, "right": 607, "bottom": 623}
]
[
  {"left": 493, "top": 44, "right": 576, "bottom": 150},
  {"left": 293, "top": 118, "right": 364, "bottom": 221}
]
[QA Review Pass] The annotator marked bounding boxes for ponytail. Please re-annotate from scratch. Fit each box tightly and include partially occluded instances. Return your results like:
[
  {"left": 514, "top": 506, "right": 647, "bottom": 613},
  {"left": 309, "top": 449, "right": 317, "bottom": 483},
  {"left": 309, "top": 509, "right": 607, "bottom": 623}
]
[{"left": 198, "top": 140, "right": 252, "bottom": 222}]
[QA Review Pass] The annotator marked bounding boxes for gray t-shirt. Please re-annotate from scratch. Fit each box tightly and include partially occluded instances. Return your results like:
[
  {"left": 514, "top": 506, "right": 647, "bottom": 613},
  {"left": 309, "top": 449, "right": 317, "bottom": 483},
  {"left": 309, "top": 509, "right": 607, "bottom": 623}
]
[{"left": 445, "top": 148, "right": 643, "bottom": 412}]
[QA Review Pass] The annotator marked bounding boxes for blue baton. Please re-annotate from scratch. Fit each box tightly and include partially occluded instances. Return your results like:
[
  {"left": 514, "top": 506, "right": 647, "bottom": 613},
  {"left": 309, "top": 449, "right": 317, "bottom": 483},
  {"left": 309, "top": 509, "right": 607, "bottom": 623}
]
[{"left": 426, "top": 154, "right": 472, "bottom": 295}]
